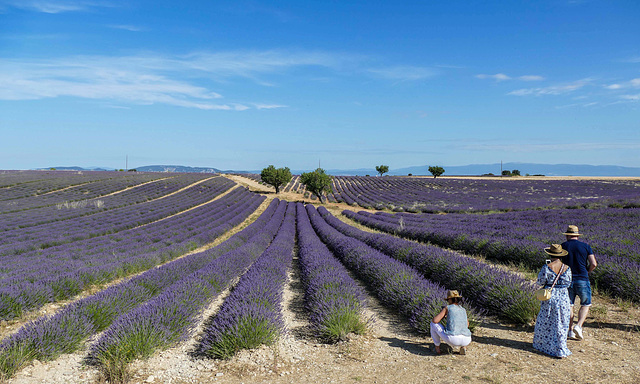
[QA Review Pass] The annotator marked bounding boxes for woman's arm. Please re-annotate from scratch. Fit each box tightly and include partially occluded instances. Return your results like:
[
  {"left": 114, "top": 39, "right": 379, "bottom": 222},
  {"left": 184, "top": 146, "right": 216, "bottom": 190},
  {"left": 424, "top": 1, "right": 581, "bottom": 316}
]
[{"left": 433, "top": 307, "right": 448, "bottom": 323}]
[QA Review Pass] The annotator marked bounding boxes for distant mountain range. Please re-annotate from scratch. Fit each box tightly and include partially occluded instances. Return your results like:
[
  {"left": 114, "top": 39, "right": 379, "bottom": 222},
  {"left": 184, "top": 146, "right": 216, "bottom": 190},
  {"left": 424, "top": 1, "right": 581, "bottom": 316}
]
[{"left": 37, "top": 162, "right": 640, "bottom": 177}]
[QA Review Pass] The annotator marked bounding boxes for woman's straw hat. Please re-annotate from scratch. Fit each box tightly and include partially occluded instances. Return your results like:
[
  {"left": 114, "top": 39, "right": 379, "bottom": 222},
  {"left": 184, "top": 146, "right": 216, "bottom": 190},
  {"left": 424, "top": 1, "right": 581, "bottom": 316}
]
[
  {"left": 544, "top": 243, "right": 568, "bottom": 257},
  {"left": 446, "top": 290, "right": 462, "bottom": 300},
  {"left": 562, "top": 225, "right": 581, "bottom": 236}
]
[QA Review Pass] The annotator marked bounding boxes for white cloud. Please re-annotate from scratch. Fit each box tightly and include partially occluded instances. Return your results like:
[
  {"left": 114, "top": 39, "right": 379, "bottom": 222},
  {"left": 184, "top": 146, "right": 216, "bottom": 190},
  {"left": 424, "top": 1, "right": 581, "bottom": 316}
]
[
  {"left": 108, "top": 25, "right": 144, "bottom": 32},
  {"left": 254, "top": 104, "right": 287, "bottom": 110},
  {"left": 1, "top": 1, "right": 113, "bottom": 13},
  {"left": 367, "top": 65, "right": 437, "bottom": 81},
  {"left": 508, "top": 79, "right": 591, "bottom": 96},
  {"left": 476, "top": 73, "right": 511, "bottom": 81},
  {"left": 476, "top": 73, "right": 544, "bottom": 82},
  {"left": 604, "top": 78, "right": 640, "bottom": 90},
  {"left": 518, "top": 75, "right": 545, "bottom": 81},
  {"left": 0, "top": 56, "right": 233, "bottom": 109},
  {"left": 0, "top": 50, "right": 365, "bottom": 109},
  {"left": 620, "top": 94, "right": 640, "bottom": 101}
]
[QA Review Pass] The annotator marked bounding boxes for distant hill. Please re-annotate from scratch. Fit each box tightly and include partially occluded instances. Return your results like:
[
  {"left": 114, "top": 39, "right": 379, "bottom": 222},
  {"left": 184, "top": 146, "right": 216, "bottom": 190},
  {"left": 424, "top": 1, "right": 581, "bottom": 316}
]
[
  {"left": 135, "top": 165, "right": 221, "bottom": 173},
  {"left": 390, "top": 163, "right": 640, "bottom": 177},
  {"left": 35, "top": 163, "right": 640, "bottom": 176}
]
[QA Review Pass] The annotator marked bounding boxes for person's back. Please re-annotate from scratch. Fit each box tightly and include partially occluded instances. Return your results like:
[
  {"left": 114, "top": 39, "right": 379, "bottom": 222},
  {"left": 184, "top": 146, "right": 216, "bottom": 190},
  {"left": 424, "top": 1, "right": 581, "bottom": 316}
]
[
  {"left": 445, "top": 304, "right": 471, "bottom": 337},
  {"left": 562, "top": 238, "right": 593, "bottom": 281}
]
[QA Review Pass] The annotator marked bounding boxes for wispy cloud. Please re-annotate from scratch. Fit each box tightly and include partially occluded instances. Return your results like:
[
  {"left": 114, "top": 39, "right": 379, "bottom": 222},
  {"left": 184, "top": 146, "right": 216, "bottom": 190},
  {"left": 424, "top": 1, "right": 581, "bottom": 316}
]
[
  {"left": 0, "top": 50, "right": 364, "bottom": 110},
  {"left": 254, "top": 103, "right": 287, "bottom": 110},
  {"left": 508, "top": 79, "right": 591, "bottom": 96},
  {"left": 518, "top": 75, "right": 545, "bottom": 81},
  {"left": 476, "top": 73, "right": 545, "bottom": 82},
  {"left": 604, "top": 78, "right": 640, "bottom": 90},
  {"left": 108, "top": 25, "right": 144, "bottom": 32},
  {"left": 367, "top": 65, "right": 437, "bottom": 81},
  {"left": 476, "top": 73, "right": 511, "bottom": 81},
  {"left": 620, "top": 94, "right": 640, "bottom": 101},
  {"left": 1, "top": 0, "right": 114, "bottom": 13}
]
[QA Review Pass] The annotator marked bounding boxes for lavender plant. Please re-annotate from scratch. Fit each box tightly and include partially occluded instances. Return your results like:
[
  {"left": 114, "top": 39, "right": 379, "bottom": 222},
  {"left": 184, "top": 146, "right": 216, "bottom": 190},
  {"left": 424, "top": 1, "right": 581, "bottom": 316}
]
[
  {"left": 198, "top": 202, "right": 296, "bottom": 359},
  {"left": 296, "top": 203, "right": 368, "bottom": 340},
  {"left": 315, "top": 207, "right": 537, "bottom": 324},
  {"left": 345, "top": 209, "right": 640, "bottom": 302},
  {"left": 0, "top": 199, "right": 283, "bottom": 380},
  {"left": 305, "top": 204, "right": 453, "bottom": 334}
]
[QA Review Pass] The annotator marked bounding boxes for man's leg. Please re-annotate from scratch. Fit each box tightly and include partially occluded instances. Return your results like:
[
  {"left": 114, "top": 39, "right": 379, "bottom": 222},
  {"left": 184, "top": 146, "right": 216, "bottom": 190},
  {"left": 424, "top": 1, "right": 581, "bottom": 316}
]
[{"left": 576, "top": 305, "right": 590, "bottom": 328}]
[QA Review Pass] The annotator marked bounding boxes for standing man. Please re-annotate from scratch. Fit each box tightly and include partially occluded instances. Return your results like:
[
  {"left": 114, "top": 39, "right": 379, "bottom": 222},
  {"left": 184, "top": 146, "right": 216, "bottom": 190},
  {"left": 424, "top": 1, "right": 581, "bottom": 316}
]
[{"left": 561, "top": 225, "right": 597, "bottom": 340}]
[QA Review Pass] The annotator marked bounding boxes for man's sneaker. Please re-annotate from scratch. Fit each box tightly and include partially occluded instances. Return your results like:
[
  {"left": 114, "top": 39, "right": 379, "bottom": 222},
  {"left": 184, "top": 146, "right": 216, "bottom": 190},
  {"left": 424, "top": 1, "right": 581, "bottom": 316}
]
[
  {"left": 568, "top": 329, "right": 576, "bottom": 339},
  {"left": 459, "top": 346, "right": 466, "bottom": 355},
  {"left": 573, "top": 325, "right": 584, "bottom": 340}
]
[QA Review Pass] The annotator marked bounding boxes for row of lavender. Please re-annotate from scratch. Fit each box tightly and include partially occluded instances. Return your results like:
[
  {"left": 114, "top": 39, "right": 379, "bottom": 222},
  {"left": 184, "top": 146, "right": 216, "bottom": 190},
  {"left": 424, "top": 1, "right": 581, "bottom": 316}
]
[
  {"left": 0, "top": 171, "right": 140, "bottom": 199},
  {"left": 0, "top": 171, "right": 170, "bottom": 208},
  {"left": 0, "top": 198, "right": 284, "bottom": 381},
  {"left": 317, "top": 207, "right": 538, "bottom": 324},
  {"left": 0, "top": 176, "right": 234, "bottom": 256},
  {"left": 0, "top": 187, "right": 263, "bottom": 320},
  {"left": 344, "top": 209, "right": 640, "bottom": 302},
  {"left": 331, "top": 176, "right": 640, "bottom": 212},
  {"left": 0, "top": 174, "right": 211, "bottom": 231}
]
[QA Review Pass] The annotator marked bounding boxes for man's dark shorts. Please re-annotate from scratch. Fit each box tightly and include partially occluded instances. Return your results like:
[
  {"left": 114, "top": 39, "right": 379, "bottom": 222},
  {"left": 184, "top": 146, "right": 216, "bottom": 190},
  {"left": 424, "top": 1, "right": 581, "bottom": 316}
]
[{"left": 568, "top": 280, "right": 592, "bottom": 306}]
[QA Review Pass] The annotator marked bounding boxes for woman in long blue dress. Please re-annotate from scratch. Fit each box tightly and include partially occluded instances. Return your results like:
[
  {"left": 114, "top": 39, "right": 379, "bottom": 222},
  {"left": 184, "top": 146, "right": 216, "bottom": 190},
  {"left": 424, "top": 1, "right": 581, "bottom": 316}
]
[{"left": 533, "top": 243, "right": 572, "bottom": 358}]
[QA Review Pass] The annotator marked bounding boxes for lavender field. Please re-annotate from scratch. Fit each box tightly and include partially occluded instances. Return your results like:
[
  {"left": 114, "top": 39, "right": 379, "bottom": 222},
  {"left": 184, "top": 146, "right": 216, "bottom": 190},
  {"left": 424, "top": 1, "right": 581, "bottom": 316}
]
[{"left": 1, "top": 171, "right": 639, "bottom": 382}]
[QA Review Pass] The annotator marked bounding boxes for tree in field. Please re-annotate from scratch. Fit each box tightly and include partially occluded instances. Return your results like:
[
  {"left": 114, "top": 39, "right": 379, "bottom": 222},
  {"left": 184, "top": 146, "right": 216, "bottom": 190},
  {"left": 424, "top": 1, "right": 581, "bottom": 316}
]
[
  {"left": 375, "top": 165, "right": 389, "bottom": 177},
  {"left": 300, "top": 168, "right": 332, "bottom": 203},
  {"left": 502, "top": 170, "right": 512, "bottom": 176},
  {"left": 512, "top": 169, "right": 521, "bottom": 176},
  {"left": 260, "top": 165, "right": 292, "bottom": 194},
  {"left": 428, "top": 166, "right": 445, "bottom": 178}
]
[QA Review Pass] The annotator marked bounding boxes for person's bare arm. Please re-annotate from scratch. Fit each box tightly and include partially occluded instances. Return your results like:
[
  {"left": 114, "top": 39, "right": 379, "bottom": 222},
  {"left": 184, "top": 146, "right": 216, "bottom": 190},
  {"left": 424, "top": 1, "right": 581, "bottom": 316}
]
[
  {"left": 588, "top": 254, "right": 597, "bottom": 273},
  {"left": 433, "top": 307, "right": 448, "bottom": 323}
]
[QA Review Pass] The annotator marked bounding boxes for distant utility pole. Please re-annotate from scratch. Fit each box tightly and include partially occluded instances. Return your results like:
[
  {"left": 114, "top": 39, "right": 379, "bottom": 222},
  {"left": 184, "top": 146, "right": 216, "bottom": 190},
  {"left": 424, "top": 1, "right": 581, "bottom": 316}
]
[
  {"left": 500, "top": 160, "right": 503, "bottom": 177},
  {"left": 319, "top": 159, "right": 321, "bottom": 169},
  {"left": 126, "top": 155, "right": 128, "bottom": 171}
]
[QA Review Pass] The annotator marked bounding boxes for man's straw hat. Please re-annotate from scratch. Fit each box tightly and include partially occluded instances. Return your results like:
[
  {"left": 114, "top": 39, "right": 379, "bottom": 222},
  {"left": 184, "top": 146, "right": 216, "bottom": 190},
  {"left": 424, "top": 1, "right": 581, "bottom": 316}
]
[{"left": 562, "top": 225, "right": 581, "bottom": 236}]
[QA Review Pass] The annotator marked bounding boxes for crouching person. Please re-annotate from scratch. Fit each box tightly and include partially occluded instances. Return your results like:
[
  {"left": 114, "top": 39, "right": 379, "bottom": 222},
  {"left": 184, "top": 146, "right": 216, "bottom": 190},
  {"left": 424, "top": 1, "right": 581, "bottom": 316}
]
[{"left": 431, "top": 290, "right": 472, "bottom": 355}]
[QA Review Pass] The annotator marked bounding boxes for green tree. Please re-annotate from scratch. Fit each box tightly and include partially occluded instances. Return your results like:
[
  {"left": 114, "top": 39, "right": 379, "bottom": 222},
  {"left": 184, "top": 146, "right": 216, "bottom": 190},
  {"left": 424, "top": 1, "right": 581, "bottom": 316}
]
[
  {"left": 502, "top": 170, "right": 512, "bottom": 176},
  {"left": 260, "top": 165, "right": 292, "bottom": 194},
  {"left": 375, "top": 165, "right": 389, "bottom": 177},
  {"left": 512, "top": 169, "right": 521, "bottom": 176},
  {"left": 300, "top": 168, "right": 332, "bottom": 203},
  {"left": 428, "top": 165, "right": 445, "bottom": 178}
]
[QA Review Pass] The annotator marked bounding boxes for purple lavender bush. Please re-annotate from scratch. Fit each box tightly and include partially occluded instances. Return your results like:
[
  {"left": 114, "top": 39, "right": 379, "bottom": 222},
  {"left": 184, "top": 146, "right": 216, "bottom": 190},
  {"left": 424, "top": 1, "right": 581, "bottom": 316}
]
[
  {"left": 296, "top": 203, "right": 367, "bottom": 340},
  {"left": 345, "top": 209, "right": 640, "bottom": 303},
  {"left": 305, "top": 204, "right": 456, "bottom": 334},
  {"left": 87, "top": 200, "right": 290, "bottom": 377},
  {"left": 198, "top": 203, "right": 296, "bottom": 359},
  {"left": 0, "top": 199, "right": 283, "bottom": 380},
  {"left": 316, "top": 207, "right": 538, "bottom": 324}
]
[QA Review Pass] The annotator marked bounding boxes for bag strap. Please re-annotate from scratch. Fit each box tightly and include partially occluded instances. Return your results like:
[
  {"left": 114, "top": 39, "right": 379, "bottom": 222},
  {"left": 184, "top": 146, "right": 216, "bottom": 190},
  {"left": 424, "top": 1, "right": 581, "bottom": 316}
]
[{"left": 549, "top": 265, "right": 566, "bottom": 289}]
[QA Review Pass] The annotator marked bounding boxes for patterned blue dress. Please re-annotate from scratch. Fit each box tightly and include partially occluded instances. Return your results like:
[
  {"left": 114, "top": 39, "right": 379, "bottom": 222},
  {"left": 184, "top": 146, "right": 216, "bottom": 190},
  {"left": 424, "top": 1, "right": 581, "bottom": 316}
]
[{"left": 533, "top": 264, "right": 572, "bottom": 358}]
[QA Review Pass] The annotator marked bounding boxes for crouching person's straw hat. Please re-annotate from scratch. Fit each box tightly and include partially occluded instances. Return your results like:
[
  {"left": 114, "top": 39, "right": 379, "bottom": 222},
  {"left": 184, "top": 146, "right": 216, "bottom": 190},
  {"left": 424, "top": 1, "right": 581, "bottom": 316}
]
[{"left": 446, "top": 290, "right": 462, "bottom": 300}]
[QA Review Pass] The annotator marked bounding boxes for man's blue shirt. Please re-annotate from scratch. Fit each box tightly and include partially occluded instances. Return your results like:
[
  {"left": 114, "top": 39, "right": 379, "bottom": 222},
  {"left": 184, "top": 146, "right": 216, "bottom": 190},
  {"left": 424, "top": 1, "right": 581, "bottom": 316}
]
[{"left": 562, "top": 239, "right": 594, "bottom": 281}]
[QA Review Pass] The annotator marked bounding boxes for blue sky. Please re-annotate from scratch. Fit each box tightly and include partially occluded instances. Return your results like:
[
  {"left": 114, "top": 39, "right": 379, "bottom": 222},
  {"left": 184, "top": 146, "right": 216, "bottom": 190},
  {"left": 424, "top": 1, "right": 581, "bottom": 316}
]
[{"left": 1, "top": 1, "right": 639, "bottom": 171}]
